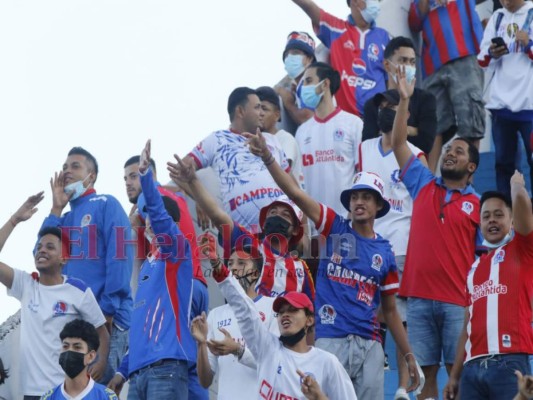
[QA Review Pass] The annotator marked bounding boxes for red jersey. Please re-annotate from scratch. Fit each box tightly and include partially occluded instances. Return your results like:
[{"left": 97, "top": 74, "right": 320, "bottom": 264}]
[{"left": 465, "top": 232, "right": 533, "bottom": 362}]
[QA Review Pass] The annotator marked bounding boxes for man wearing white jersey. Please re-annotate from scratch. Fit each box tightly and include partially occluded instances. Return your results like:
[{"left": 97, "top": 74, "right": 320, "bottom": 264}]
[
  {"left": 191, "top": 244, "right": 279, "bottom": 399},
  {"left": 0, "top": 193, "right": 108, "bottom": 399},
  {"left": 203, "top": 240, "right": 357, "bottom": 399},
  {"left": 296, "top": 62, "right": 362, "bottom": 223},
  {"left": 359, "top": 88, "right": 426, "bottom": 400},
  {"left": 183, "top": 87, "right": 290, "bottom": 233},
  {"left": 444, "top": 172, "right": 533, "bottom": 400}
]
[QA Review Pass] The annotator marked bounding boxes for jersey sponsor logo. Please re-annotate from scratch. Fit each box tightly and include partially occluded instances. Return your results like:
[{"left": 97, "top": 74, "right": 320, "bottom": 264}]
[
  {"left": 352, "top": 58, "right": 367, "bottom": 75},
  {"left": 89, "top": 195, "right": 108, "bottom": 202},
  {"left": 302, "top": 154, "right": 314, "bottom": 166},
  {"left": 341, "top": 70, "right": 377, "bottom": 90},
  {"left": 228, "top": 188, "right": 284, "bottom": 211},
  {"left": 502, "top": 334, "right": 512, "bottom": 348},
  {"left": 357, "top": 281, "right": 377, "bottom": 306},
  {"left": 371, "top": 254, "right": 383, "bottom": 272},
  {"left": 319, "top": 304, "right": 337, "bottom": 324},
  {"left": 344, "top": 40, "right": 356, "bottom": 51},
  {"left": 53, "top": 301, "right": 68, "bottom": 316},
  {"left": 259, "top": 379, "right": 299, "bottom": 399},
  {"left": 367, "top": 43, "right": 380, "bottom": 62},
  {"left": 471, "top": 279, "right": 508, "bottom": 302},
  {"left": 327, "top": 263, "right": 378, "bottom": 288},
  {"left": 80, "top": 214, "right": 92, "bottom": 227},
  {"left": 461, "top": 201, "right": 474, "bottom": 215},
  {"left": 333, "top": 129, "right": 344, "bottom": 142}
]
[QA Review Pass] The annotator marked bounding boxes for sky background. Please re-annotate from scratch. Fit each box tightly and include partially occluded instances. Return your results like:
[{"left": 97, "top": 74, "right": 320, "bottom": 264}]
[{"left": 0, "top": 0, "right": 353, "bottom": 323}]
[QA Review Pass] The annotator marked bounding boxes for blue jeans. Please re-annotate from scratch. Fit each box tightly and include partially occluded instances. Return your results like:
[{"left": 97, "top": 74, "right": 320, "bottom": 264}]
[
  {"left": 98, "top": 326, "right": 129, "bottom": 384},
  {"left": 128, "top": 360, "right": 189, "bottom": 400},
  {"left": 406, "top": 298, "right": 464, "bottom": 365},
  {"left": 492, "top": 114, "right": 533, "bottom": 197},
  {"left": 460, "top": 353, "right": 531, "bottom": 400}
]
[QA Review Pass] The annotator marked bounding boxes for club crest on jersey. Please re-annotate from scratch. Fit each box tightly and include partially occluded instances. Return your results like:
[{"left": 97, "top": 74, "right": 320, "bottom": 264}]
[
  {"left": 259, "top": 311, "right": 266, "bottom": 322},
  {"left": 333, "top": 129, "right": 344, "bottom": 141},
  {"left": 330, "top": 252, "right": 343, "bottom": 264},
  {"left": 371, "top": 254, "right": 383, "bottom": 272},
  {"left": 319, "top": 304, "right": 337, "bottom": 324},
  {"left": 367, "top": 43, "right": 380, "bottom": 62},
  {"left": 502, "top": 334, "right": 512, "bottom": 348},
  {"left": 390, "top": 169, "right": 401, "bottom": 184},
  {"left": 507, "top": 23, "right": 519, "bottom": 38},
  {"left": 53, "top": 301, "right": 68, "bottom": 316},
  {"left": 80, "top": 214, "right": 92, "bottom": 227},
  {"left": 352, "top": 58, "right": 367, "bottom": 75},
  {"left": 344, "top": 40, "right": 355, "bottom": 51},
  {"left": 495, "top": 249, "right": 505, "bottom": 263},
  {"left": 461, "top": 201, "right": 474, "bottom": 215}
]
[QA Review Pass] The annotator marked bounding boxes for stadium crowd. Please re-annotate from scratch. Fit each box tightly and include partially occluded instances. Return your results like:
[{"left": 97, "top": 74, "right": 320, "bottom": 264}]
[{"left": 1, "top": 0, "right": 533, "bottom": 399}]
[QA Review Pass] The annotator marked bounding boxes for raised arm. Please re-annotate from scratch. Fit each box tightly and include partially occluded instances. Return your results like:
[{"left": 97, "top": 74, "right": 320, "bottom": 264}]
[
  {"left": 391, "top": 66, "right": 416, "bottom": 170},
  {"left": 292, "top": 0, "right": 321, "bottom": 27},
  {"left": 167, "top": 155, "right": 233, "bottom": 233},
  {"left": 0, "top": 192, "right": 44, "bottom": 288},
  {"left": 510, "top": 171, "right": 533, "bottom": 236},
  {"left": 243, "top": 129, "right": 321, "bottom": 226}
]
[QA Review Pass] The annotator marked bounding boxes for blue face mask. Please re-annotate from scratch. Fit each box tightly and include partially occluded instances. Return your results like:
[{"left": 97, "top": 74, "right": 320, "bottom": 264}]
[
  {"left": 64, "top": 175, "right": 90, "bottom": 201},
  {"left": 361, "top": 0, "right": 381, "bottom": 24},
  {"left": 390, "top": 63, "right": 417, "bottom": 85},
  {"left": 284, "top": 54, "right": 306, "bottom": 79},
  {"left": 482, "top": 229, "right": 514, "bottom": 249},
  {"left": 299, "top": 80, "right": 324, "bottom": 110}
]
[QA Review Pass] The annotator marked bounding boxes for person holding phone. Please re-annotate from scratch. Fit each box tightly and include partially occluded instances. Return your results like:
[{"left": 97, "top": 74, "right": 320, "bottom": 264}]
[{"left": 478, "top": 0, "right": 533, "bottom": 197}]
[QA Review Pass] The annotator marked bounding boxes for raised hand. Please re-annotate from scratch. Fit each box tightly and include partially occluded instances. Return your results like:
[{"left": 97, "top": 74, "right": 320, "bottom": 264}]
[
  {"left": 11, "top": 191, "right": 44, "bottom": 226},
  {"left": 50, "top": 171, "right": 72, "bottom": 215},
  {"left": 191, "top": 311, "right": 209, "bottom": 344},
  {"left": 139, "top": 139, "right": 151, "bottom": 174},
  {"left": 198, "top": 233, "right": 220, "bottom": 266},
  {"left": 167, "top": 154, "right": 197, "bottom": 185},
  {"left": 511, "top": 170, "right": 525, "bottom": 188},
  {"left": 207, "top": 327, "right": 240, "bottom": 356},
  {"left": 243, "top": 128, "right": 270, "bottom": 159},
  {"left": 396, "top": 65, "right": 415, "bottom": 100},
  {"left": 297, "top": 369, "right": 326, "bottom": 400}
]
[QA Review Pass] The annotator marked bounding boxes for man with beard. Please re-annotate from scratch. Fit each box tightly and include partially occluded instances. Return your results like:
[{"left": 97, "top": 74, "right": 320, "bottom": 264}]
[
  {"left": 179, "top": 87, "right": 290, "bottom": 233},
  {"left": 168, "top": 156, "right": 315, "bottom": 301},
  {"left": 391, "top": 66, "right": 483, "bottom": 399}
]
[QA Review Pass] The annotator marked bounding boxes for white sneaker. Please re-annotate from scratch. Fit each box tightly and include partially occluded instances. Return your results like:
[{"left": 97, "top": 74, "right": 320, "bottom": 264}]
[{"left": 394, "top": 387, "right": 409, "bottom": 400}]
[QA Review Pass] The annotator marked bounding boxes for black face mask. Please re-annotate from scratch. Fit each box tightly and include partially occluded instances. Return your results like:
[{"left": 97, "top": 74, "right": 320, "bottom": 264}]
[
  {"left": 262, "top": 215, "right": 291, "bottom": 238},
  {"left": 279, "top": 327, "right": 306, "bottom": 347},
  {"left": 378, "top": 107, "right": 396, "bottom": 134},
  {"left": 59, "top": 351, "right": 87, "bottom": 379}
]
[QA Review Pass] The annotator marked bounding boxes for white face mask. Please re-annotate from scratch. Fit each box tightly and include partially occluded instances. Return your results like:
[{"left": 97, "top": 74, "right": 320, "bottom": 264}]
[
  {"left": 390, "top": 63, "right": 416, "bottom": 85},
  {"left": 482, "top": 229, "right": 514, "bottom": 249},
  {"left": 64, "top": 175, "right": 91, "bottom": 201}
]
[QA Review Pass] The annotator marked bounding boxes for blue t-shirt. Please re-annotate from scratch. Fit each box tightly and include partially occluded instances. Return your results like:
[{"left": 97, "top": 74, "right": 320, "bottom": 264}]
[{"left": 41, "top": 380, "right": 117, "bottom": 399}]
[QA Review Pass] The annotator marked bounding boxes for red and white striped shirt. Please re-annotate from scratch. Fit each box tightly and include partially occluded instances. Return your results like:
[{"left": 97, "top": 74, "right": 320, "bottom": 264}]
[{"left": 465, "top": 231, "right": 533, "bottom": 362}]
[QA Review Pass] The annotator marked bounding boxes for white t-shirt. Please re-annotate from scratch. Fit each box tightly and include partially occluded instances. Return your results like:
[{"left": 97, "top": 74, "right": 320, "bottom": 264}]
[
  {"left": 218, "top": 276, "right": 357, "bottom": 400},
  {"left": 296, "top": 108, "right": 363, "bottom": 225},
  {"left": 189, "top": 130, "right": 290, "bottom": 232},
  {"left": 275, "top": 129, "right": 305, "bottom": 189},
  {"left": 359, "top": 138, "right": 424, "bottom": 255},
  {"left": 207, "top": 296, "right": 279, "bottom": 399},
  {"left": 7, "top": 270, "right": 106, "bottom": 396}
]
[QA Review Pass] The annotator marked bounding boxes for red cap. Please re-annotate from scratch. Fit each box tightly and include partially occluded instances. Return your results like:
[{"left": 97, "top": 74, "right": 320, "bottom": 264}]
[{"left": 273, "top": 291, "right": 314, "bottom": 313}]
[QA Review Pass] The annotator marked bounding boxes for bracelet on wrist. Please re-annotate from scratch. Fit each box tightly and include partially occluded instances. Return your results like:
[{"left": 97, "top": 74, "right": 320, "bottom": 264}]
[
  {"left": 236, "top": 344, "right": 245, "bottom": 360},
  {"left": 263, "top": 153, "right": 275, "bottom": 166},
  {"left": 404, "top": 352, "right": 415, "bottom": 361}
]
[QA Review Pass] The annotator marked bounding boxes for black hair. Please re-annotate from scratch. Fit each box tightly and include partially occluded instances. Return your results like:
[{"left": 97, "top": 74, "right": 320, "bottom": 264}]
[
  {"left": 60, "top": 319, "right": 100, "bottom": 352},
  {"left": 124, "top": 155, "right": 157, "bottom": 173},
  {"left": 452, "top": 137, "right": 480, "bottom": 170},
  {"left": 38, "top": 226, "right": 62, "bottom": 241},
  {"left": 256, "top": 86, "right": 281, "bottom": 110},
  {"left": 227, "top": 87, "right": 257, "bottom": 122},
  {"left": 230, "top": 244, "right": 264, "bottom": 274},
  {"left": 307, "top": 62, "right": 341, "bottom": 95},
  {"left": 68, "top": 147, "right": 99, "bottom": 178},
  {"left": 480, "top": 191, "right": 512, "bottom": 210},
  {"left": 144, "top": 196, "right": 180, "bottom": 223},
  {"left": 384, "top": 36, "right": 416, "bottom": 60}
]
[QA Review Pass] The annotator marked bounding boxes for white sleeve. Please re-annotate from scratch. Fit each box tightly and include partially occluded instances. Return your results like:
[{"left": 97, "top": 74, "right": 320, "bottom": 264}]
[
  {"left": 217, "top": 276, "right": 278, "bottom": 362},
  {"left": 188, "top": 132, "right": 218, "bottom": 169},
  {"left": 323, "top": 353, "right": 358, "bottom": 399},
  {"left": 77, "top": 288, "right": 106, "bottom": 328},
  {"left": 478, "top": 12, "right": 498, "bottom": 65},
  {"left": 6, "top": 268, "right": 28, "bottom": 301},
  {"left": 238, "top": 347, "right": 257, "bottom": 369},
  {"left": 353, "top": 116, "right": 363, "bottom": 169},
  {"left": 206, "top": 310, "right": 219, "bottom": 375}
]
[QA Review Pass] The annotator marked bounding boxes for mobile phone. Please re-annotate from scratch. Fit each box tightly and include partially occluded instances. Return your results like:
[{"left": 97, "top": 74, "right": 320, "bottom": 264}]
[{"left": 491, "top": 37, "right": 509, "bottom": 53}]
